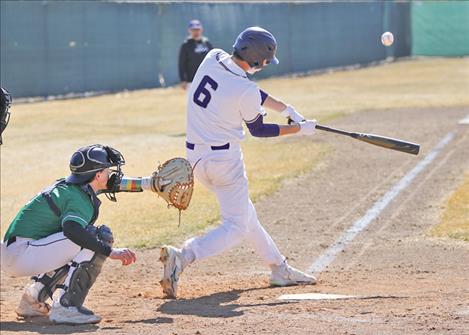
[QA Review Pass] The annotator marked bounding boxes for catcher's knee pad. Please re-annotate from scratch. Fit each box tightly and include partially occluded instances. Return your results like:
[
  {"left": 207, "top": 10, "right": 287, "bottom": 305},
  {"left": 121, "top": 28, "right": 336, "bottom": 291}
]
[
  {"left": 32, "top": 264, "right": 70, "bottom": 302},
  {"left": 60, "top": 224, "right": 114, "bottom": 307}
]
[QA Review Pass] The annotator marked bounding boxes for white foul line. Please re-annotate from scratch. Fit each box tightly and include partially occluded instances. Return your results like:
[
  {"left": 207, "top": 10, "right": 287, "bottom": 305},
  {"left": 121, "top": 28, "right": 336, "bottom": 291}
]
[{"left": 309, "top": 131, "right": 456, "bottom": 274}]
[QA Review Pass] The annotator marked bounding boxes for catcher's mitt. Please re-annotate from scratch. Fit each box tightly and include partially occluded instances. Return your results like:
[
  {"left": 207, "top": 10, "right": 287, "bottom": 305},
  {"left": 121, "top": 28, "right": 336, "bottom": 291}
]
[{"left": 151, "top": 158, "right": 194, "bottom": 211}]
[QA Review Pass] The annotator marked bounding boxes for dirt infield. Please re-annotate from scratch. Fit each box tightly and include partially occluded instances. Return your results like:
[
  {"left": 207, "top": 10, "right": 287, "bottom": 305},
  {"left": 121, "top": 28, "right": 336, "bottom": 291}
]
[{"left": 1, "top": 106, "right": 468, "bottom": 334}]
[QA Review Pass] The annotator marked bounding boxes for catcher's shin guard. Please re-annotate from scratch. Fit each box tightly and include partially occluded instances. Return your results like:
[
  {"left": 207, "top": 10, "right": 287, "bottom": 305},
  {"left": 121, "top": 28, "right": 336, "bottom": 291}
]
[
  {"left": 60, "top": 225, "right": 113, "bottom": 308},
  {"left": 32, "top": 265, "right": 70, "bottom": 302},
  {"left": 59, "top": 254, "right": 107, "bottom": 308}
]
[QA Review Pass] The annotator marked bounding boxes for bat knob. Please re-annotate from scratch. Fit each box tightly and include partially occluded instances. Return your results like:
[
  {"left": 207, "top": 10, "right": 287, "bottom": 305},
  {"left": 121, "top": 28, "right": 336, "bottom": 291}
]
[{"left": 287, "top": 117, "right": 304, "bottom": 125}]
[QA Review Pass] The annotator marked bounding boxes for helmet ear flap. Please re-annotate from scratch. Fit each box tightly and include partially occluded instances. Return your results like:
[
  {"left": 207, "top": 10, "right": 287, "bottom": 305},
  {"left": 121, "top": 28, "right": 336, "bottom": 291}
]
[{"left": 69, "top": 151, "right": 86, "bottom": 171}]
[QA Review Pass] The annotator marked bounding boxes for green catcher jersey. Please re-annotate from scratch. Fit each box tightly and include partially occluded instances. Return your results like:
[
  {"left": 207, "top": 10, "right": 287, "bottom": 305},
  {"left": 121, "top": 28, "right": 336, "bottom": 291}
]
[{"left": 3, "top": 181, "right": 98, "bottom": 241}]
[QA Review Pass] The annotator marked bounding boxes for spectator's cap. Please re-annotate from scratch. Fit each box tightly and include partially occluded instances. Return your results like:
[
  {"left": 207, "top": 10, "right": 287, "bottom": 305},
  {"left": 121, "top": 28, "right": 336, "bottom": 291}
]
[{"left": 188, "top": 19, "right": 202, "bottom": 30}]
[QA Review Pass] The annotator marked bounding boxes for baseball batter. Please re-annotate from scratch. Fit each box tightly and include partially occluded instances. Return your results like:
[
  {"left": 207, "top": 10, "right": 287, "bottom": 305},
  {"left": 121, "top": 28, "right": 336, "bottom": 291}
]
[
  {"left": 1, "top": 145, "right": 136, "bottom": 324},
  {"left": 160, "top": 27, "right": 317, "bottom": 298}
]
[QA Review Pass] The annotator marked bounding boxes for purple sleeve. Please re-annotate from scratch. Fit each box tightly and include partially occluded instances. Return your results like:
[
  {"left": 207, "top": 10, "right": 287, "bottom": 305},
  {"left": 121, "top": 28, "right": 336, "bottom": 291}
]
[
  {"left": 245, "top": 114, "right": 280, "bottom": 138},
  {"left": 259, "top": 90, "right": 268, "bottom": 105}
]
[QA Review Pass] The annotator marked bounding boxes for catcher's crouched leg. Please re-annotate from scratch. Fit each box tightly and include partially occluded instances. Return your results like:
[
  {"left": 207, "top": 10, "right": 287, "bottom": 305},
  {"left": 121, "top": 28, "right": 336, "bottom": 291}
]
[
  {"left": 49, "top": 225, "right": 113, "bottom": 325},
  {"left": 15, "top": 265, "right": 69, "bottom": 317}
]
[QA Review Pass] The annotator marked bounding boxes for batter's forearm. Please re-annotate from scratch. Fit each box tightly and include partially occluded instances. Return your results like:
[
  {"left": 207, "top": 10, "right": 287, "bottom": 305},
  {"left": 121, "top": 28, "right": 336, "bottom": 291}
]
[
  {"left": 263, "top": 95, "right": 288, "bottom": 113},
  {"left": 264, "top": 95, "right": 307, "bottom": 123},
  {"left": 279, "top": 124, "right": 300, "bottom": 136},
  {"left": 246, "top": 114, "right": 300, "bottom": 137}
]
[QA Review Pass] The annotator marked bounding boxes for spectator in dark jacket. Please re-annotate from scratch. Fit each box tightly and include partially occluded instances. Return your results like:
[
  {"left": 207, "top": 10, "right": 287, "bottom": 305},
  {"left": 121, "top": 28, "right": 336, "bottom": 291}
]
[{"left": 178, "top": 20, "right": 213, "bottom": 90}]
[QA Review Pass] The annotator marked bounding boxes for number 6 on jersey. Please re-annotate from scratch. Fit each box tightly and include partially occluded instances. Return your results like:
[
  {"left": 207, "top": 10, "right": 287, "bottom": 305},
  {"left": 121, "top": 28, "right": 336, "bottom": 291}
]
[{"left": 193, "top": 75, "right": 218, "bottom": 108}]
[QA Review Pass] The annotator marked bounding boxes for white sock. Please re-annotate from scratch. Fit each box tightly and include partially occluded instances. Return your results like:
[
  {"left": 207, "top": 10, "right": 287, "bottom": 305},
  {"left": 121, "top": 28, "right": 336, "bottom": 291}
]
[
  {"left": 269, "top": 259, "right": 288, "bottom": 272},
  {"left": 182, "top": 248, "right": 195, "bottom": 267},
  {"left": 52, "top": 288, "right": 66, "bottom": 306}
]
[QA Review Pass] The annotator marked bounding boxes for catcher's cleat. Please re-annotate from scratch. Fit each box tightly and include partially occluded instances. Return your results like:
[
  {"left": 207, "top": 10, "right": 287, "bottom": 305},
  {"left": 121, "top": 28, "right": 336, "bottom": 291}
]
[
  {"left": 15, "top": 290, "right": 51, "bottom": 317},
  {"left": 269, "top": 262, "right": 317, "bottom": 287},
  {"left": 49, "top": 300, "right": 101, "bottom": 325},
  {"left": 159, "top": 245, "right": 185, "bottom": 299}
]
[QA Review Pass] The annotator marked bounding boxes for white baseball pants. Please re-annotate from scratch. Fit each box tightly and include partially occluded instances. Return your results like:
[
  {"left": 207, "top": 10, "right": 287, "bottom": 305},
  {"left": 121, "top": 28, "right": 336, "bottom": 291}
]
[
  {"left": 1, "top": 232, "right": 93, "bottom": 278},
  {"left": 184, "top": 143, "right": 285, "bottom": 266}
]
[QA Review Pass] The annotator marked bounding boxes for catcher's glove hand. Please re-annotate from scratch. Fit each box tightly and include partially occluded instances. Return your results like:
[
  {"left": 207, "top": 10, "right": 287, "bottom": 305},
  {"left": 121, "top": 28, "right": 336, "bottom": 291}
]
[{"left": 151, "top": 158, "right": 194, "bottom": 211}]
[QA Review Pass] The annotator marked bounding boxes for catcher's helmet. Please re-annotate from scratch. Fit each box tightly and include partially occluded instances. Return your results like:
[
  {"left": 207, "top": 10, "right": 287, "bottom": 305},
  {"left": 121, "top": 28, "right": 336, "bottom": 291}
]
[
  {"left": 233, "top": 27, "right": 279, "bottom": 69},
  {"left": 0, "top": 87, "right": 12, "bottom": 145},
  {"left": 66, "top": 144, "right": 125, "bottom": 184}
]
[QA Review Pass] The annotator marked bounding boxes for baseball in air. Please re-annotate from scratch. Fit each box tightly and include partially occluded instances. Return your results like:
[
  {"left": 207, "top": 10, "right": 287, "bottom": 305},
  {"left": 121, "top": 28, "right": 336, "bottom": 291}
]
[{"left": 381, "top": 32, "right": 394, "bottom": 46}]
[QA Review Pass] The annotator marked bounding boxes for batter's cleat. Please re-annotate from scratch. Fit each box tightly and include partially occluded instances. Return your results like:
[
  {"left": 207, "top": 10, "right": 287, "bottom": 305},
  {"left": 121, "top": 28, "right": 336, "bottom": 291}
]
[
  {"left": 159, "top": 245, "right": 185, "bottom": 299},
  {"left": 49, "top": 300, "right": 101, "bottom": 325},
  {"left": 15, "top": 291, "right": 51, "bottom": 317},
  {"left": 269, "top": 262, "right": 317, "bottom": 287}
]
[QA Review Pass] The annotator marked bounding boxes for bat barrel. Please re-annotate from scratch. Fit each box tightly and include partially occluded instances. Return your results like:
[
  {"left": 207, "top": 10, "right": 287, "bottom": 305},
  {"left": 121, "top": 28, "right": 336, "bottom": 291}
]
[
  {"left": 314, "top": 124, "right": 420, "bottom": 155},
  {"left": 356, "top": 133, "right": 420, "bottom": 155}
]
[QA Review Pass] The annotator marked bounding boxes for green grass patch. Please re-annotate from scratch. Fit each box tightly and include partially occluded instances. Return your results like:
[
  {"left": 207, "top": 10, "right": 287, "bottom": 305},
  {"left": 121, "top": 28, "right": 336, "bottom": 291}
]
[{"left": 431, "top": 174, "right": 469, "bottom": 242}]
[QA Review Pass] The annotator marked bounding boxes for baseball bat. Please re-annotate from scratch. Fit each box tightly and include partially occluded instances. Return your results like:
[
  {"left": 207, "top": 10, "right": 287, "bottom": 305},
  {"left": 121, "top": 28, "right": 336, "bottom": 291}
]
[
  {"left": 315, "top": 124, "right": 420, "bottom": 155},
  {"left": 288, "top": 119, "right": 420, "bottom": 155}
]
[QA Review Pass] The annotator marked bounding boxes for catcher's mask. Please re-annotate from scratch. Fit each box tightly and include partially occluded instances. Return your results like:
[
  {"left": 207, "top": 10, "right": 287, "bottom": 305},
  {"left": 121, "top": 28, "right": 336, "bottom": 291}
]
[
  {"left": 66, "top": 144, "right": 125, "bottom": 202},
  {"left": 0, "top": 87, "right": 12, "bottom": 145}
]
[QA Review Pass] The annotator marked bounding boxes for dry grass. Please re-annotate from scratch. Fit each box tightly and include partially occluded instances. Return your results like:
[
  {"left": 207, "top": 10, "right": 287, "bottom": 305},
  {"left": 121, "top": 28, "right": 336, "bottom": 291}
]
[
  {"left": 1, "top": 58, "right": 468, "bottom": 247},
  {"left": 431, "top": 173, "right": 469, "bottom": 242},
  {"left": 261, "top": 57, "right": 469, "bottom": 122}
]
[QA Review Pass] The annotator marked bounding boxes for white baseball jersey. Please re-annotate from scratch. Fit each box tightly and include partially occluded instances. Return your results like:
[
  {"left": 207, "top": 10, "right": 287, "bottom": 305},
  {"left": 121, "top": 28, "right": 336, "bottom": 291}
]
[{"left": 186, "top": 49, "right": 266, "bottom": 146}]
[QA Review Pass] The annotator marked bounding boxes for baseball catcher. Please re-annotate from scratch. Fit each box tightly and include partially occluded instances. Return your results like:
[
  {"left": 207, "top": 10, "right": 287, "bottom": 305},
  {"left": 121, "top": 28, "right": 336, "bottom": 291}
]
[
  {"left": 1, "top": 144, "right": 137, "bottom": 325},
  {"left": 0, "top": 87, "right": 12, "bottom": 145}
]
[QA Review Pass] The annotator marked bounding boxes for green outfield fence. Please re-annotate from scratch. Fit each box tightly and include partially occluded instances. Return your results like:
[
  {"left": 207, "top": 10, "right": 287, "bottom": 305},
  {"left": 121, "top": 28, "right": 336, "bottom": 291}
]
[
  {"left": 412, "top": 1, "right": 469, "bottom": 56},
  {"left": 0, "top": 1, "right": 465, "bottom": 99}
]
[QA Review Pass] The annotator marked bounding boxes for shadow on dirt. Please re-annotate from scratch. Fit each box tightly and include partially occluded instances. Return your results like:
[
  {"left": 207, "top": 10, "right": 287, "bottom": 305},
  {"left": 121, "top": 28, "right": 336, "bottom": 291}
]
[
  {"left": 123, "top": 316, "right": 173, "bottom": 324},
  {"left": 0, "top": 317, "right": 99, "bottom": 334},
  {"left": 158, "top": 287, "right": 294, "bottom": 318}
]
